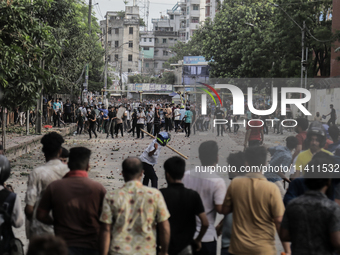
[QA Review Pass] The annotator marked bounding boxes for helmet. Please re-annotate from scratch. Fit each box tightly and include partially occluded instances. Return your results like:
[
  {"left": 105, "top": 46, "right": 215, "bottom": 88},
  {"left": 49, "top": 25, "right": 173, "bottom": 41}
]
[
  {"left": 157, "top": 132, "right": 171, "bottom": 146},
  {"left": 0, "top": 155, "right": 11, "bottom": 185},
  {"left": 306, "top": 121, "right": 327, "bottom": 148}
]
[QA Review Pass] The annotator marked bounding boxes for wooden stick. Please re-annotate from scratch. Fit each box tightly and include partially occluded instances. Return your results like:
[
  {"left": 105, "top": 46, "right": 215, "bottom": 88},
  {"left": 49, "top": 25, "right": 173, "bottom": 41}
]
[{"left": 140, "top": 129, "right": 188, "bottom": 160}]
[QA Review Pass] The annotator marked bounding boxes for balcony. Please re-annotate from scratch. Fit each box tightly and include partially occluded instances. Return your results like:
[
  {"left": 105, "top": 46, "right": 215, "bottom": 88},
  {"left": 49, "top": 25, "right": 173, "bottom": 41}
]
[
  {"left": 167, "top": 9, "right": 182, "bottom": 15},
  {"left": 123, "top": 19, "right": 139, "bottom": 25},
  {"left": 154, "top": 31, "right": 178, "bottom": 36}
]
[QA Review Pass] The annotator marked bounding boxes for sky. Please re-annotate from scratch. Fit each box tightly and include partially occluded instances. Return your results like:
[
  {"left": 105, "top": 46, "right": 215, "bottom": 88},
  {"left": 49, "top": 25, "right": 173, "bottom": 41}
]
[{"left": 92, "top": 0, "right": 179, "bottom": 30}]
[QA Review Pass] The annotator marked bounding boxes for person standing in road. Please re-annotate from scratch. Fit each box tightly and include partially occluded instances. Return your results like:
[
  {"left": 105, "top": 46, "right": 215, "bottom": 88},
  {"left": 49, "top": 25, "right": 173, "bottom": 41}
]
[
  {"left": 87, "top": 109, "right": 97, "bottom": 140},
  {"left": 64, "top": 99, "right": 72, "bottom": 123},
  {"left": 25, "top": 132, "right": 69, "bottom": 240},
  {"left": 107, "top": 106, "right": 116, "bottom": 139},
  {"left": 53, "top": 98, "right": 61, "bottom": 127},
  {"left": 244, "top": 116, "right": 264, "bottom": 150},
  {"left": 326, "top": 104, "right": 337, "bottom": 127},
  {"left": 154, "top": 107, "right": 161, "bottom": 137},
  {"left": 140, "top": 132, "right": 171, "bottom": 188},
  {"left": 184, "top": 106, "right": 193, "bottom": 138},
  {"left": 214, "top": 106, "right": 225, "bottom": 137},
  {"left": 161, "top": 156, "right": 209, "bottom": 255},
  {"left": 136, "top": 107, "right": 145, "bottom": 139},
  {"left": 146, "top": 107, "right": 154, "bottom": 135},
  {"left": 99, "top": 157, "right": 170, "bottom": 255}
]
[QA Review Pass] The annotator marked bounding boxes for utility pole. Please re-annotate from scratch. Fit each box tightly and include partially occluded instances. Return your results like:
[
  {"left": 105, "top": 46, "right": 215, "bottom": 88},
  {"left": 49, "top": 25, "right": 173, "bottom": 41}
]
[
  {"left": 300, "top": 21, "right": 305, "bottom": 88},
  {"left": 104, "top": 13, "right": 108, "bottom": 99},
  {"left": 83, "top": 0, "right": 92, "bottom": 104},
  {"left": 36, "top": 60, "right": 44, "bottom": 134},
  {"left": 120, "top": 58, "right": 123, "bottom": 100}
]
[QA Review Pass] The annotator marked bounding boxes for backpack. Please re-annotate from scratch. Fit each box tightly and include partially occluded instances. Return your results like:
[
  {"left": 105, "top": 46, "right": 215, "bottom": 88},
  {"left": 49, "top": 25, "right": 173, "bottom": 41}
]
[{"left": 0, "top": 189, "right": 24, "bottom": 255}]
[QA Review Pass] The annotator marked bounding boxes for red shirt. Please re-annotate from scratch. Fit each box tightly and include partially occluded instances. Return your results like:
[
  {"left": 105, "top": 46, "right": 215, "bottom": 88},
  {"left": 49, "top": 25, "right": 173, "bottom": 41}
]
[{"left": 246, "top": 120, "right": 263, "bottom": 141}]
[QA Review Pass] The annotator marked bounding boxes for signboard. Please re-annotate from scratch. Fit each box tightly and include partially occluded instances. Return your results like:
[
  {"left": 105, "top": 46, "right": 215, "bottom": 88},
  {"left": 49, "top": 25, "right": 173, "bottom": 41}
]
[
  {"left": 128, "top": 83, "right": 173, "bottom": 92},
  {"left": 183, "top": 56, "right": 207, "bottom": 65}
]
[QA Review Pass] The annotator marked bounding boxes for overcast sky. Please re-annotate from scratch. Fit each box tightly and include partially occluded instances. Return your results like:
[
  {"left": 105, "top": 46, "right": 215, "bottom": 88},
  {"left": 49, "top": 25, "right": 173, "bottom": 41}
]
[{"left": 92, "top": 0, "right": 178, "bottom": 30}]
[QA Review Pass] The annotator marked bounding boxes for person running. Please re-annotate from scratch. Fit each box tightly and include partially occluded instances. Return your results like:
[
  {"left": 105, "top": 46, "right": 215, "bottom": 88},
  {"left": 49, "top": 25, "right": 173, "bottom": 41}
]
[
  {"left": 107, "top": 106, "right": 116, "bottom": 139},
  {"left": 161, "top": 156, "right": 209, "bottom": 255},
  {"left": 128, "top": 109, "right": 138, "bottom": 137},
  {"left": 99, "top": 157, "right": 170, "bottom": 255},
  {"left": 184, "top": 106, "right": 193, "bottom": 138},
  {"left": 25, "top": 132, "right": 69, "bottom": 240},
  {"left": 139, "top": 132, "right": 171, "bottom": 188},
  {"left": 37, "top": 147, "right": 106, "bottom": 255},
  {"left": 76, "top": 111, "right": 85, "bottom": 135}
]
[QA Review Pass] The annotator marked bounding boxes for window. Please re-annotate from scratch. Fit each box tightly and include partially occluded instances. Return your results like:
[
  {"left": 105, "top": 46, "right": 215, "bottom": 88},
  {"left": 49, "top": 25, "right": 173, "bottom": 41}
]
[
  {"left": 206, "top": 6, "right": 210, "bottom": 17},
  {"left": 108, "top": 41, "right": 111, "bottom": 47},
  {"left": 169, "top": 38, "right": 173, "bottom": 41},
  {"left": 163, "top": 38, "right": 167, "bottom": 43},
  {"left": 155, "top": 62, "right": 158, "bottom": 68},
  {"left": 186, "top": 32, "right": 189, "bottom": 40},
  {"left": 170, "top": 15, "right": 174, "bottom": 20},
  {"left": 128, "top": 54, "right": 132, "bottom": 61},
  {"left": 129, "top": 27, "right": 133, "bottom": 34},
  {"left": 144, "top": 38, "right": 147, "bottom": 42},
  {"left": 187, "top": 6, "right": 189, "bottom": 14},
  {"left": 128, "top": 68, "right": 132, "bottom": 72},
  {"left": 193, "top": 4, "right": 199, "bottom": 10},
  {"left": 107, "top": 55, "right": 111, "bottom": 62},
  {"left": 154, "top": 51, "right": 158, "bottom": 56},
  {"left": 143, "top": 47, "right": 150, "bottom": 50},
  {"left": 149, "top": 38, "right": 152, "bottom": 42},
  {"left": 114, "top": 54, "right": 119, "bottom": 61},
  {"left": 187, "top": 19, "right": 189, "bottom": 27},
  {"left": 108, "top": 28, "right": 112, "bottom": 34},
  {"left": 163, "top": 50, "right": 168, "bottom": 56},
  {"left": 145, "top": 63, "right": 149, "bottom": 68},
  {"left": 129, "top": 41, "right": 133, "bottom": 48},
  {"left": 115, "top": 41, "right": 119, "bottom": 48},
  {"left": 191, "top": 17, "right": 199, "bottom": 23},
  {"left": 115, "top": 28, "right": 119, "bottom": 34},
  {"left": 155, "top": 38, "right": 159, "bottom": 43}
]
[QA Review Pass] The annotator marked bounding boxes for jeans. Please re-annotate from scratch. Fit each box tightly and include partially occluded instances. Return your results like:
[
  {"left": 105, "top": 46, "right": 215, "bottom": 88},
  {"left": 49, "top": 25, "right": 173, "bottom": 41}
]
[
  {"left": 217, "top": 124, "right": 224, "bottom": 136},
  {"left": 165, "top": 117, "right": 171, "bottom": 131},
  {"left": 175, "top": 120, "right": 181, "bottom": 132},
  {"left": 184, "top": 123, "right": 191, "bottom": 137},
  {"left": 115, "top": 123, "right": 123, "bottom": 137},
  {"left": 136, "top": 124, "right": 144, "bottom": 138},
  {"left": 193, "top": 241, "right": 216, "bottom": 255},
  {"left": 89, "top": 124, "right": 97, "bottom": 139},
  {"left": 147, "top": 123, "right": 153, "bottom": 134},
  {"left": 142, "top": 162, "right": 158, "bottom": 188},
  {"left": 77, "top": 124, "right": 83, "bottom": 135},
  {"left": 53, "top": 112, "right": 60, "bottom": 127},
  {"left": 154, "top": 124, "right": 160, "bottom": 136},
  {"left": 68, "top": 247, "right": 99, "bottom": 255}
]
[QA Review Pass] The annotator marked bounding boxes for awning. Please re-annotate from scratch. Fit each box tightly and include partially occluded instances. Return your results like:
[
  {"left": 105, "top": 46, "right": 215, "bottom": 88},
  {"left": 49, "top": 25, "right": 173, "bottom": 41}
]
[{"left": 169, "top": 92, "right": 178, "bottom": 97}]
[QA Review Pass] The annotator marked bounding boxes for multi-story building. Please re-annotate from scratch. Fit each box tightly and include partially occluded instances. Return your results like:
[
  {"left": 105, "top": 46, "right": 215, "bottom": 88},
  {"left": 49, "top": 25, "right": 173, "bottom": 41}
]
[
  {"left": 178, "top": 0, "right": 220, "bottom": 42},
  {"left": 100, "top": 6, "right": 140, "bottom": 73},
  {"left": 139, "top": 31, "right": 155, "bottom": 74}
]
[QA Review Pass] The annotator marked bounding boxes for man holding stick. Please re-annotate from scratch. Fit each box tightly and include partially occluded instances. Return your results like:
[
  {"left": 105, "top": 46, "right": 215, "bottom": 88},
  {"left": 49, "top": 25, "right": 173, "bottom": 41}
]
[{"left": 139, "top": 132, "right": 171, "bottom": 188}]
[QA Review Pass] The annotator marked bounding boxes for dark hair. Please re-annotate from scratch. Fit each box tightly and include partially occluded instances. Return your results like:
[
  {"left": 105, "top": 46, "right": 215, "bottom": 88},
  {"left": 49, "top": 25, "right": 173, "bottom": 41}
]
[
  {"left": 68, "top": 147, "right": 91, "bottom": 171},
  {"left": 41, "top": 132, "right": 64, "bottom": 158},
  {"left": 304, "top": 152, "right": 334, "bottom": 190},
  {"left": 60, "top": 147, "right": 69, "bottom": 158},
  {"left": 245, "top": 146, "right": 267, "bottom": 167},
  {"left": 328, "top": 125, "right": 339, "bottom": 142},
  {"left": 286, "top": 136, "right": 298, "bottom": 150},
  {"left": 296, "top": 117, "right": 309, "bottom": 131},
  {"left": 122, "top": 157, "right": 143, "bottom": 179},
  {"left": 227, "top": 151, "right": 245, "bottom": 179},
  {"left": 27, "top": 235, "right": 68, "bottom": 255},
  {"left": 164, "top": 156, "right": 185, "bottom": 180},
  {"left": 199, "top": 141, "right": 218, "bottom": 166}
]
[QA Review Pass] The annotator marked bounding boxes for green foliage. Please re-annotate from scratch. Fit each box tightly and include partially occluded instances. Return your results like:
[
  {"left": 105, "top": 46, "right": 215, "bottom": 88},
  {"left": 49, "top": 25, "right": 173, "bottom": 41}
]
[
  {"left": 166, "top": 41, "right": 203, "bottom": 67},
  {"left": 139, "top": 18, "right": 146, "bottom": 27},
  {"left": 128, "top": 72, "right": 176, "bottom": 85}
]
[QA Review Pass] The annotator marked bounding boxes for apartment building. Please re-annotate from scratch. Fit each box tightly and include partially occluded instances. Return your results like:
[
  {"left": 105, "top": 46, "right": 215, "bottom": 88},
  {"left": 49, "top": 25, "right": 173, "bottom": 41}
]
[
  {"left": 100, "top": 6, "right": 140, "bottom": 73},
  {"left": 139, "top": 31, "right": 155, "bottom": 74}
]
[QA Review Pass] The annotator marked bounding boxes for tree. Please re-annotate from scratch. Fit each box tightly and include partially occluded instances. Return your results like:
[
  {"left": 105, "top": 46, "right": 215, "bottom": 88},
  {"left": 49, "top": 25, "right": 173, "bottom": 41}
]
[{"left": 166, "top": 40, "right": 203, "bottom": 67}]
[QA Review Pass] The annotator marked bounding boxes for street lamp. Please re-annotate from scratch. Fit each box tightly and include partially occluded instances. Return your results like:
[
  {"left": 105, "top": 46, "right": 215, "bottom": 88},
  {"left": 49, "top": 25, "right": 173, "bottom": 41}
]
[{"left": 271, "top": 3, "right": 306, "bottom": 89}]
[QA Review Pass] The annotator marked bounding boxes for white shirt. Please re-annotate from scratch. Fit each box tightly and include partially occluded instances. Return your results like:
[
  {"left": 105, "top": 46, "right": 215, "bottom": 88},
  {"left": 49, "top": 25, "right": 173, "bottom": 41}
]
[
  {"left": 125, "top": 110, "right": 130, "bottom": 120},
  {"left": 174, "top": 109, "right": 181, "bottom": 121},
  {"left": 182, "top": 170, "right": 228, "bottom": 242},
  {"left": 137, "top": 111, "right": 145, "bottom": 124},
  {"left": 140, "top": 140, "right": 161, "bottom": 166}
]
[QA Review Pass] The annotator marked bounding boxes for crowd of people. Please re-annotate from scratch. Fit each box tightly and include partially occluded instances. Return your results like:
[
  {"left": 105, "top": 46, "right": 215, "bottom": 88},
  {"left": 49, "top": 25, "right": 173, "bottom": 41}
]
[{"left": 1, "top": 97, "right": 340, "bottom": 255}]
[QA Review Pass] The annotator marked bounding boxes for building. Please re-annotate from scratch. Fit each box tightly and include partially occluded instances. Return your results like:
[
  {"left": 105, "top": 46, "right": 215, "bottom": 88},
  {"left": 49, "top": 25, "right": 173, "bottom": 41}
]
[
  {"left": 331, "top": 0, "right": 340, "bottom": 77},
  {"left": 100, "top": 6, "right": 140, "bottom": 73},
  {"left": 139, "top": 31, "right": 155, "bottom": 74},
  {"left": 178, "top": 0, "right": 220, "bottom": 42}
]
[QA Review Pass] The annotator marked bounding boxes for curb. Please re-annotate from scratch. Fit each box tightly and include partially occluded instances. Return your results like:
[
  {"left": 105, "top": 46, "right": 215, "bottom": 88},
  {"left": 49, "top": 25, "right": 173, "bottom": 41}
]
[{"left": 5, "top": 124, "right": 77, "bottom": 160}]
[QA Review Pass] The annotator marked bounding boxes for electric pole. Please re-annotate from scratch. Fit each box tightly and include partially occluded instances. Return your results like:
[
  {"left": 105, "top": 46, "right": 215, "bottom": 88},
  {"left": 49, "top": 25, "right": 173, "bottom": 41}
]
[{"left": 104, "top": 13, "right": 108, "bottom": 99}]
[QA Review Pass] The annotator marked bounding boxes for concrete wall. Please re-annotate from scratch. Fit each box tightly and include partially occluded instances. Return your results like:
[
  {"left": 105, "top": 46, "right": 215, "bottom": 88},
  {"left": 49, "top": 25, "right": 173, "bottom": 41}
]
[{"left": 290, "top": 88, "right": 340, "bottom": 124}]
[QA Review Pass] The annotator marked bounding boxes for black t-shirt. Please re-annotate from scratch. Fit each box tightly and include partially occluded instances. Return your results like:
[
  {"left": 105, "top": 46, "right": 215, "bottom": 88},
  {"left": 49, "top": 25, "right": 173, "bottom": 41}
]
[
  {"left": 215, "top": 109, "right": 224, "bottom": 119},
  {"left": 64, "top": 103, "right": 71, "bottom": 113},
  {"left": 331, "top": 108, "right": 336, "bottom": 119},
  {"left": 108, "top": 111, "right": 116, "bottom": 121},
  {"left": 160, "top": 183, "right": 205, "bottom": 255}
]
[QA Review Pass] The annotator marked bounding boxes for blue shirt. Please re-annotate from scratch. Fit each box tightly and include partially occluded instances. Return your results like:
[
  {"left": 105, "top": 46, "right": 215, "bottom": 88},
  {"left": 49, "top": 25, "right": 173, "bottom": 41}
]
[
  {"left": 264, "top": 146, "right": 292, "bottom": 182},
  {"left": 179, "top": 109, "right": 186, "bottom": 120},
  {"left": 53, "top": 102, "right": 61, "bottom": 111}
]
